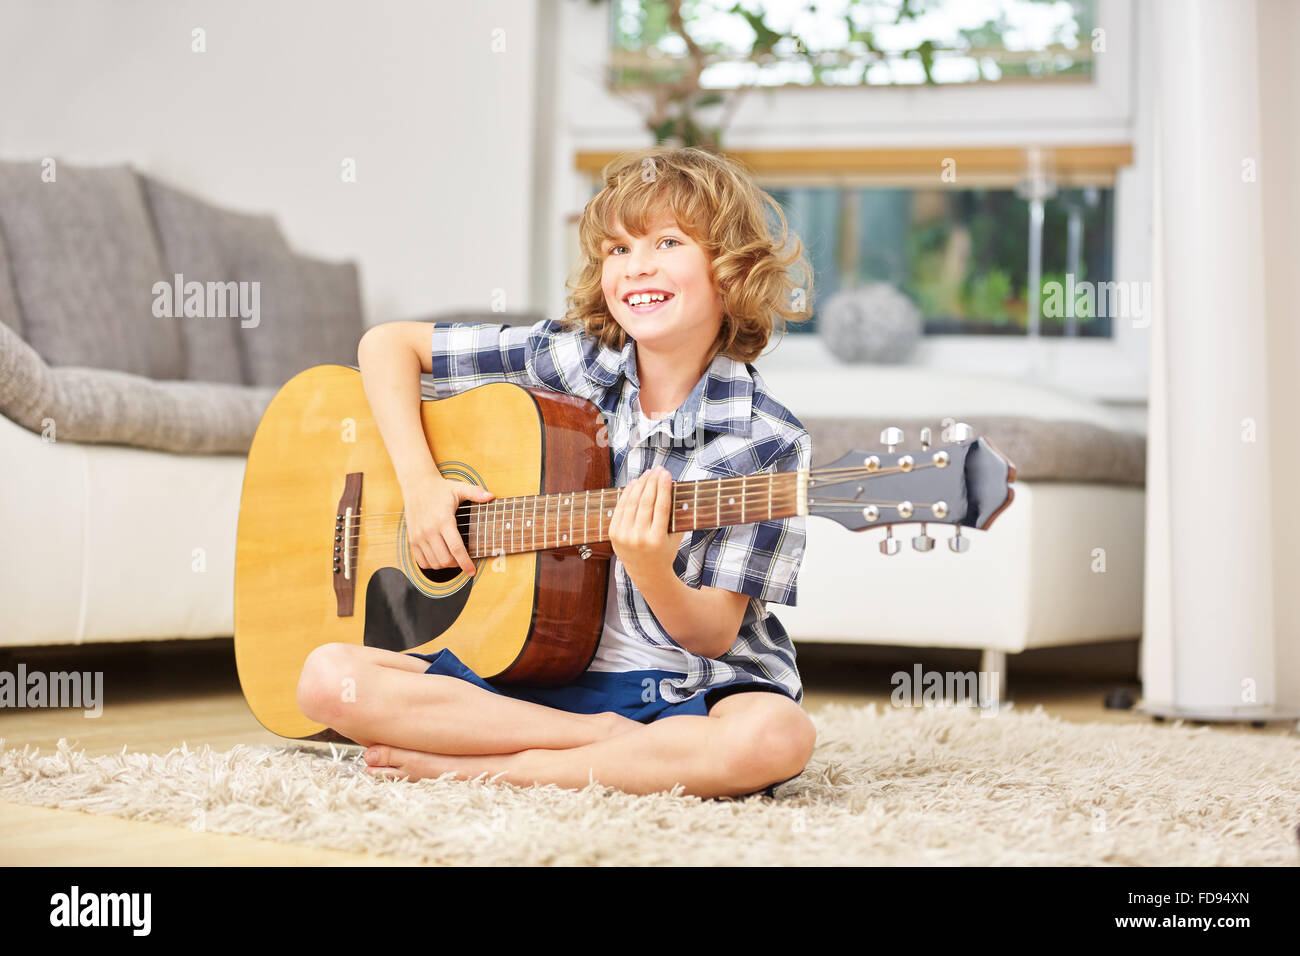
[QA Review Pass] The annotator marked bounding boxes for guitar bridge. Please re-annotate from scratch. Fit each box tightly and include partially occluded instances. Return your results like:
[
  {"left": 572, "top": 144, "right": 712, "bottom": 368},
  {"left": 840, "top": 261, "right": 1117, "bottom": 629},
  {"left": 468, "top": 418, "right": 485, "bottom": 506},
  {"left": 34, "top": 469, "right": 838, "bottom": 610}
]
[{"left": 333, "top": 472, "right": 363, "bottom": 616}]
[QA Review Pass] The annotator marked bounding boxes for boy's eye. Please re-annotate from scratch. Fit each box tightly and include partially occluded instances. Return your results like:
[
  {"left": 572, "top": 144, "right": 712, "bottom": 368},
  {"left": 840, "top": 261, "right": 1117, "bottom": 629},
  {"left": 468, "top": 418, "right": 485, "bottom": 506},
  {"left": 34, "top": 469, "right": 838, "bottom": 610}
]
[{"left": 608, "top": 237, "right": 681, "bottom": 255}]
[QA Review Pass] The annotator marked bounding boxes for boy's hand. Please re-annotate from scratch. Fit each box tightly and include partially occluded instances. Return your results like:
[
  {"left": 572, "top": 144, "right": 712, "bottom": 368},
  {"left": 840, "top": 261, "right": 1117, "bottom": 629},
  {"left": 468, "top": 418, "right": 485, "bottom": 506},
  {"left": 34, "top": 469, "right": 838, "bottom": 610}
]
[
  {"left": 608, "top": 466, "right": 687, "bottom": 581},
  {"left": 403, "top": 474, "right": 494, "bottom": 575}
]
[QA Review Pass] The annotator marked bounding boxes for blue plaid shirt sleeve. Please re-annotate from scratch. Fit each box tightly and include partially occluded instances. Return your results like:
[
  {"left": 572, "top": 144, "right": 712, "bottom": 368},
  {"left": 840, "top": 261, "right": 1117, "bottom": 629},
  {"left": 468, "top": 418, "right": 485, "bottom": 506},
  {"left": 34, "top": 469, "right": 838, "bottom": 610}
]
[
  {"left": 428, "top": 319, "right": 583, "bottom": 397},
  {"left": 696, "top": 428, "right": 812, "bottom": 607}
]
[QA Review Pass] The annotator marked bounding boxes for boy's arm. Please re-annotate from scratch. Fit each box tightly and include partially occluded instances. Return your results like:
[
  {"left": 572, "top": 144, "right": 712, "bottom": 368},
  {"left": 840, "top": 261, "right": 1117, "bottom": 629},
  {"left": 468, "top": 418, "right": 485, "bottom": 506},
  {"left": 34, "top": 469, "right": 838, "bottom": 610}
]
[
  {"left": 357, "top": 321, "right": 443, "bottom": 494},
  {"left": 357, "top": 317, "right": 550, "bottom": 492},
  {"left": 632, "top": 566, "right": 749, "bottom": 659},
  {"left": 609, "top": 467, "right": 749, "bottom": 658},
  {"left": 694, "top": 431, "right": 812, "bottom": 611}
]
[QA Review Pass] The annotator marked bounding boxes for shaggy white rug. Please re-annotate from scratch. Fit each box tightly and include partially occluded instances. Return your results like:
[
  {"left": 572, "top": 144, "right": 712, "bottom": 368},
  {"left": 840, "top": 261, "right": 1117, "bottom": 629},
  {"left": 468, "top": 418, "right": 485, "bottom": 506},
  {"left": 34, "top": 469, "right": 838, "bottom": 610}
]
[{"left": 2, "top": 702, "right": 1297, "bottom": 866}]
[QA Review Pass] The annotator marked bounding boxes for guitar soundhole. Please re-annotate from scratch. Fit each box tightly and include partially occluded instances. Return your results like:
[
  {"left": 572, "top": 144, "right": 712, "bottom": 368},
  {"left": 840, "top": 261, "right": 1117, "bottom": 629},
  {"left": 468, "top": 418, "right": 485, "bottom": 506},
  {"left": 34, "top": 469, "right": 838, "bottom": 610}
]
[{"left": 420, "top": 566, "right": 461, "bottom": 584}]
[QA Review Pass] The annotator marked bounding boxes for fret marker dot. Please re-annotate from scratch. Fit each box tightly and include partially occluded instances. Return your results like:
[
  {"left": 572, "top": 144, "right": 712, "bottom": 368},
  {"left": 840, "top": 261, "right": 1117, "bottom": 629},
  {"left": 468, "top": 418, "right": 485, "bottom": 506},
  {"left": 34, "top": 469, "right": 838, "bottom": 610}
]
[
  {"left": 607, "top": 509, "right": 613, "bottom": 516},
  {"left": 505, "top": 522, "right": 511, "bottom": 529},
  {"left": 525, "top": 520, "right": 531, "bottom": 527},
  {"left": 728, "top": 497, "right": 735, "bottom": 504},
  {"left": 564, "top": 498, "right": 570, "bottom": 504},
  {"left": 681, "top": 503, "right": 688, "bottom": 509},
  {"left": 562, "top": 534, "right": 567, "bottom": 541}
]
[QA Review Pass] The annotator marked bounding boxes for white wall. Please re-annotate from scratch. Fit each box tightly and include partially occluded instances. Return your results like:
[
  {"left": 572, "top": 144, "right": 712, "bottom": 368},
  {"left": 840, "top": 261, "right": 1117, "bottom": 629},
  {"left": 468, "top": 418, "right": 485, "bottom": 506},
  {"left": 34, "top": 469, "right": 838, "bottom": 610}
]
[{"left": 0, "top": 0, "right": 542, "bottom": 327}]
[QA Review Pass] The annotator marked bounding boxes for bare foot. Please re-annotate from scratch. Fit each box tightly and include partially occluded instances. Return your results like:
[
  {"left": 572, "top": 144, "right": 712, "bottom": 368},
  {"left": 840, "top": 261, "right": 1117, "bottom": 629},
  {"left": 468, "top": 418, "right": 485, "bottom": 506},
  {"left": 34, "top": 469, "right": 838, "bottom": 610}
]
[
  {"left": 363, "top": 745, "right": 502, "bottom": 783},
  {"left": 361, "top": 713, "right": 643, "bottom": 783}
]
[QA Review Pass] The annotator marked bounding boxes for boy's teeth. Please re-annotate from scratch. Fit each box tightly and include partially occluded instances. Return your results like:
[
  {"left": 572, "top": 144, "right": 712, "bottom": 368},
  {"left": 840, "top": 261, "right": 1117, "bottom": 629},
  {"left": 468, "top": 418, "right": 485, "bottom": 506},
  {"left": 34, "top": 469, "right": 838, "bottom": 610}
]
[{"left": 629, "top": 293, "right": 669, "bottom": 305}]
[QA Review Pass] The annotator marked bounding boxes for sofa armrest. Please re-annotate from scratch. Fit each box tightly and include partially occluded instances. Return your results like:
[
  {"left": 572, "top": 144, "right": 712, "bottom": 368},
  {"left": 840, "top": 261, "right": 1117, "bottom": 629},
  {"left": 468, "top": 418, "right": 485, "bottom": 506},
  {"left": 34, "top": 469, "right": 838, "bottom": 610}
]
[{"left": 0, "top": 318, "right": 277, "bottom": 454}]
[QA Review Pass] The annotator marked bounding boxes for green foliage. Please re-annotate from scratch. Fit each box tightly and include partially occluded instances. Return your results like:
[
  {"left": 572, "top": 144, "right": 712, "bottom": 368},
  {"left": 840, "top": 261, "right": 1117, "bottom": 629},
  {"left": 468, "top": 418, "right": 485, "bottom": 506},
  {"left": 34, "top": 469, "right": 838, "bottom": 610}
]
[
  {"left": 965, "top": 268, "right": 1013, "bottom": 323},
  {"left": 1037, "top": 266, "right": 1095, "bottom": 325},
  {"left": 894, "top": 188, "right": 1109, "bottom": 330}
]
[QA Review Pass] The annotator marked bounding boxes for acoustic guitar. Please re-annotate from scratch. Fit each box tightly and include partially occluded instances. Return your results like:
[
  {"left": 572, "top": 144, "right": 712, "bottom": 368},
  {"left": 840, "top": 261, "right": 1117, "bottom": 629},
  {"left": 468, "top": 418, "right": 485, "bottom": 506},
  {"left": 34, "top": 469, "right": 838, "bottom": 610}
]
[{"left": 234, "top": 364, "right": 1016, "bottom": 740}]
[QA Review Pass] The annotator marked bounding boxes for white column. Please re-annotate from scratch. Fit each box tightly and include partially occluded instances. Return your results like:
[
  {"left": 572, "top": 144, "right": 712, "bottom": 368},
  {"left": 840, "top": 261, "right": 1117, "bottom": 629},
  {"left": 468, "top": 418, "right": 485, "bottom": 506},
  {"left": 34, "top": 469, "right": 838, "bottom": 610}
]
[{"left": 1142, "top": 0, "right": 1286, "bottom": 718}]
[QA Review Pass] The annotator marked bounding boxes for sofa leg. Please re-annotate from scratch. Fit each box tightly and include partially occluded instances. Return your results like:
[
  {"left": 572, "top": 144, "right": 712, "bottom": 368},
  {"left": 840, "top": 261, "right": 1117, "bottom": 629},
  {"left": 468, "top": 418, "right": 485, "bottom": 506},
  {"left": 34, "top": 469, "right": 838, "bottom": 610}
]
[{"left": 979, "top": 648, "right": 1007, "bottom": 707}]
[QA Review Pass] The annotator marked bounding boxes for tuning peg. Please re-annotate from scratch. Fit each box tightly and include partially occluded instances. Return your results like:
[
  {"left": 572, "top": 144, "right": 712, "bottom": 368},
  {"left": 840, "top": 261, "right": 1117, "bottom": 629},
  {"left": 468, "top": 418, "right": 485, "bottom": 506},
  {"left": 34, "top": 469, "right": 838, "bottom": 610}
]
[
  {"left": 879, "top": 526, "right": 901, "bottom": 555},
  {"left": 948, "top": 527, "right": 971, "bottom": 553},
  {"left": 951, "top": 422, "right": 974, "bottom": 443},
  {"left": 911, "top": 523, "right": 935, "bottom": 551},
  {"left": 920, "top": 427, "right": 932, "bottom": 451},
  {"left": 879, "top": 426, "right": 903, "bottom": 452}
]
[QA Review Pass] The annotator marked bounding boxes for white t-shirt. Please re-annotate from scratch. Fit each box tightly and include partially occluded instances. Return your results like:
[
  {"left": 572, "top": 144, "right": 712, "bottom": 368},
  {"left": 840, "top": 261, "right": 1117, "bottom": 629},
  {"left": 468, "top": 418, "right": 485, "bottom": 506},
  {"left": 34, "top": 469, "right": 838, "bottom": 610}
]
[
  {"left": 587, "top": 402, "right": 693, "bottom": 675},
  {"left": 588, "top": 558, "right": 691, "bottom": 673}
]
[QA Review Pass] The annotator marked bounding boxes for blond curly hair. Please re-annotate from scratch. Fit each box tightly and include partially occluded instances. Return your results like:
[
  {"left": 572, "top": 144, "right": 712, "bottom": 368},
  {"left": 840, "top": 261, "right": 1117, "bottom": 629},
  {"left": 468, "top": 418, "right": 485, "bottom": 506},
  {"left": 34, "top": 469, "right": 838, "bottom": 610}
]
[{"left": 561, "top": 146, "right": 814, "bottom": 364}]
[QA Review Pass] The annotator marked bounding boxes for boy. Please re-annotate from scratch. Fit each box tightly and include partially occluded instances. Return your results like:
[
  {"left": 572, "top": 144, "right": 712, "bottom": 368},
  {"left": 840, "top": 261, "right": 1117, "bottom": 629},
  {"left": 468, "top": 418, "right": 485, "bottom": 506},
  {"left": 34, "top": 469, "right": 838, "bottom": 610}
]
[{"left": 296, "top": 146, "right": 816, "bottom": 799}]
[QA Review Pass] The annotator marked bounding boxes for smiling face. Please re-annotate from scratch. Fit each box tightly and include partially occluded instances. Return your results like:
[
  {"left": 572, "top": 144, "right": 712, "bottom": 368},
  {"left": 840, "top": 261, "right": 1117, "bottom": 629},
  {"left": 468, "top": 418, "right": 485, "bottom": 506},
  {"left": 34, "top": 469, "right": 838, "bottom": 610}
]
[{"left": 600, "top": 210, "right": 724, "bottom": 363}]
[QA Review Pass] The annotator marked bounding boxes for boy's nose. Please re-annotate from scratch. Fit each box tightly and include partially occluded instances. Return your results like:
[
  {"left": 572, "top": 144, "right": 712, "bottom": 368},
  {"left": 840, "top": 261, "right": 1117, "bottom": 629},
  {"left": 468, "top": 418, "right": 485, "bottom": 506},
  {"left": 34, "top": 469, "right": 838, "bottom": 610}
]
[{"left": 625, "top": 246, "right": 656, "bottom": 273}]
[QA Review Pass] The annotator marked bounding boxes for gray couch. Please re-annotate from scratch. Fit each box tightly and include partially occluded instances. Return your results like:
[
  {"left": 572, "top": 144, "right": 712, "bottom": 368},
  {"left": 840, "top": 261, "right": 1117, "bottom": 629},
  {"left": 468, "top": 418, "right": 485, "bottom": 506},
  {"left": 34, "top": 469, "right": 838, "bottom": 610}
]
[
  {"left": 0, "top": 158, "right": 535, "bottom": 647},
  {"left": 0, "top": 161, "right": 370, "bottom": 454}
]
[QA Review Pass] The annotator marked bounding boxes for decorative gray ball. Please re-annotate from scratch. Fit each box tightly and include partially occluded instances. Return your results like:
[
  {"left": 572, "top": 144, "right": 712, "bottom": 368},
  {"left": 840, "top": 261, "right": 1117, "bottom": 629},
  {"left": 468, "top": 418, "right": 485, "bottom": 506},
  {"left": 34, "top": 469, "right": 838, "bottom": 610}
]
[{"left": 817, "top": 282, "right": 923, "bottom": 363}]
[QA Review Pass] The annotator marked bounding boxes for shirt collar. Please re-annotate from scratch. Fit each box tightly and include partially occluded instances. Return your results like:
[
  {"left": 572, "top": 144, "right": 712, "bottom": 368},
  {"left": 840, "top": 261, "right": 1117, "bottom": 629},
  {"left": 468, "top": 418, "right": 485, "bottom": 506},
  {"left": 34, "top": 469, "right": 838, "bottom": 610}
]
[{"left": 584, "top": 334, "right": 753, "bottom": 439}]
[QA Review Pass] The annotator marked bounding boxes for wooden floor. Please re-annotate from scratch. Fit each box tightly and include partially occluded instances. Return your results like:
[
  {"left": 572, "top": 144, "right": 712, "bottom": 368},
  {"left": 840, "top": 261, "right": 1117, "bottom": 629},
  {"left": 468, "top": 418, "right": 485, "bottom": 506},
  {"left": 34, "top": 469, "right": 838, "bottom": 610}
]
[{"left": 0, "top": 637, "right": 1288, "bottom": 866}]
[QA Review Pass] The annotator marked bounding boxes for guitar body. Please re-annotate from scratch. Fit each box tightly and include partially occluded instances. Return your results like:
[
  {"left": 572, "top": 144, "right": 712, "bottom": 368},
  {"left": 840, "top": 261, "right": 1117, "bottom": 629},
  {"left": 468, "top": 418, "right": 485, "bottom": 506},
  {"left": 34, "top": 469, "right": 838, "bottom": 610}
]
[{"left": 234, "top": 365, "right": 612, "bottom": 741}]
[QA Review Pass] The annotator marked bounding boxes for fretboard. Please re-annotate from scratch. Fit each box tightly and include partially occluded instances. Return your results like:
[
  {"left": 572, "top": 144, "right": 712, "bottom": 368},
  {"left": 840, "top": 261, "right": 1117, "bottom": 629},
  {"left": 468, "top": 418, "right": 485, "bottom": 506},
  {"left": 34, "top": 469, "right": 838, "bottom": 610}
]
[{"left": 458, "top": 471, "right": 804, "bottom": 559}]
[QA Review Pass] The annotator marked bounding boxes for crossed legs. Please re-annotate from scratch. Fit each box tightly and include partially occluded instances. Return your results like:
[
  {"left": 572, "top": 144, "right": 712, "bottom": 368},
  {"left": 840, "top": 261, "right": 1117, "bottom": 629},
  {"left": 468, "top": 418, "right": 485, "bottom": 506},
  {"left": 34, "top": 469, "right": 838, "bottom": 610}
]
[{"left": 296, "top": 642, "right": 817, "bottom": 799}]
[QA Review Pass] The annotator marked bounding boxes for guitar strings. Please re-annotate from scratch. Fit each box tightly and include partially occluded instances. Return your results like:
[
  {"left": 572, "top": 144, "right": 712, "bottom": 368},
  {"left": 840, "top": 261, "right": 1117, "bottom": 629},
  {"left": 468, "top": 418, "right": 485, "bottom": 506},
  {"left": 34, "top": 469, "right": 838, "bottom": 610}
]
[
  {"left": 343, "top": 487, "right": 800, "bottom": 540},
  {"left": 342, "top": 497, "right": 808, "bottom": 545},
  {"left": 337, "top": 460, "right": 944, "bottom": 525},
  {"left": 341, "top": 470, "right": 941, "bottom": 535},
  {"left": 339, "top": 473, "right": 800, "bottom": 523},
  {"left": 345, "top": 492, "right": 806, "bottom": 535},
  {"left": 334, "top": 494, "right": 948, "bottom": 564},
  {"left": 339, "top": 494, "right": 948, "bottom": 559},
  {"left": 322, "top": 461, "right": 960, "bottom": 565}
]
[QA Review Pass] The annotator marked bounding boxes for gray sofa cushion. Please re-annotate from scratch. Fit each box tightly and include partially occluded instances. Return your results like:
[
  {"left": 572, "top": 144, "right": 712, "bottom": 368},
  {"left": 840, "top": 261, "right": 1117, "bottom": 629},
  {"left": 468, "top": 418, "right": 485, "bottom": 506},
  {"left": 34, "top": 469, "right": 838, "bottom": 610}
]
[
  {"left": 801, "top": 415, "right": 1147, "bottom": 487},
  {"left": 140, "top": 170, "right": 364, "bottom": 388},
  {"left": 140, "top": 174, "right": 290, "bottom": 385},
  {"left": 0, "top": 318, "right": 275, "bottom": 454},
  {"left": 240, "top": 251, "right": 365, "bottom": 387},
  {"left": 0, "top": 160, "right": 185, "bottom": 379},
  {"left": 0, "top": 222, "right": 21, "bottom": 334}
]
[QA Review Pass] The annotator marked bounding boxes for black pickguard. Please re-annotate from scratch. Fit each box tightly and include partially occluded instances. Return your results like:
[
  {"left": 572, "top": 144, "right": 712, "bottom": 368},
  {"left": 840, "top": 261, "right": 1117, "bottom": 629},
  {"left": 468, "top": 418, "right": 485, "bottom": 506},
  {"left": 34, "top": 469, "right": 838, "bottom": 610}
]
[{"left": 362, "top": 566, "right": 475, "bottom": 652}]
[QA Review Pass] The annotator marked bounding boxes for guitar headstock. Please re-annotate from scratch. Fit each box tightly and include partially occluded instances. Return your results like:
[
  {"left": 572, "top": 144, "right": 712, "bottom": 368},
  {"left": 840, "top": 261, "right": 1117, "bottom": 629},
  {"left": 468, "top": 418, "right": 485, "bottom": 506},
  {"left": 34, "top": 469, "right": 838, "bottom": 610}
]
[{"left": 807, "top": 423, "right": 1016, "bottom": 554}]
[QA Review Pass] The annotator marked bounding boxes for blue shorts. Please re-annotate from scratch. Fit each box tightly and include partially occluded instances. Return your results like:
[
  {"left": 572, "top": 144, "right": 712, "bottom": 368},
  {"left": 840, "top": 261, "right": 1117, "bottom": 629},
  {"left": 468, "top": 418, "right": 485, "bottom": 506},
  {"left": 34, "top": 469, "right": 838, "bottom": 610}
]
[{"left": 405, "top": 647, "right": 802, "bottom": 798}]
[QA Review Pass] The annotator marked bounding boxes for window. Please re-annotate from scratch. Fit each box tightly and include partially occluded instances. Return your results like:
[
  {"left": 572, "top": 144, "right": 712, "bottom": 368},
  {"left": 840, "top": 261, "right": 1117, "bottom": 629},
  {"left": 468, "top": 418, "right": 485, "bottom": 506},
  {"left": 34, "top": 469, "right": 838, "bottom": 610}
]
[
  {"left": 765, "top": 183, "right": 1115, "bottom": 337},
  {"left": 610, "top": 0, "right": 1099, "bottom": 90}
]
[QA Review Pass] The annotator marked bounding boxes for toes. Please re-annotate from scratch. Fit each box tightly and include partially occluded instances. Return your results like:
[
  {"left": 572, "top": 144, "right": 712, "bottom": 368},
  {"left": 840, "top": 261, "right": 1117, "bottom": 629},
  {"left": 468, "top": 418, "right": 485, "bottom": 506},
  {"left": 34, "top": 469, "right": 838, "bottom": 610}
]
[
  {"left": 363, "top": 745, "right": 427, "bottom": 781},
  {"left": 362, "top": 745, "right": 408, "bottom": 780}
]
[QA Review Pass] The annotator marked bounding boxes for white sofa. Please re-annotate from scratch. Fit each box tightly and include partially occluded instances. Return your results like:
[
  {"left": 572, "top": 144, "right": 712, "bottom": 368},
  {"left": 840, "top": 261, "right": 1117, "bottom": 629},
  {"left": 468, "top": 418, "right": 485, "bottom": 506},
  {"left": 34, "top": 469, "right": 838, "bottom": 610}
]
[
  {"left": 757, "top": 342, "right": 1147, "bottom": 697},
  {"left": 0, "top": 411, "right": 248, "bottom": 647},
  {"left": 1, "top": 351, "right": 1147, "bottom": 702}
]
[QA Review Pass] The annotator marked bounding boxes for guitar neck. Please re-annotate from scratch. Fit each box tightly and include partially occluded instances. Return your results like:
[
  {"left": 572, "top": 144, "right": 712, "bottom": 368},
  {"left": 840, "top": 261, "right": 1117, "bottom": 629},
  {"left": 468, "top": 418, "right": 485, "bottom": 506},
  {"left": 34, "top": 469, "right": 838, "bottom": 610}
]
[{"left": 461, "top": 471, "right": 806, "bottom": 559}]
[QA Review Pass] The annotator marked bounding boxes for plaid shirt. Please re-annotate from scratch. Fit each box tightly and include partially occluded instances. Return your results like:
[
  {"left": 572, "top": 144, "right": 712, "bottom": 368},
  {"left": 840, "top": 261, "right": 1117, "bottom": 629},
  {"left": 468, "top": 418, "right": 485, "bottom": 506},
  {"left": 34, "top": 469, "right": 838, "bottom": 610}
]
[{"left": 428, "top": 318, "right": 812, "bottom": 705}]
